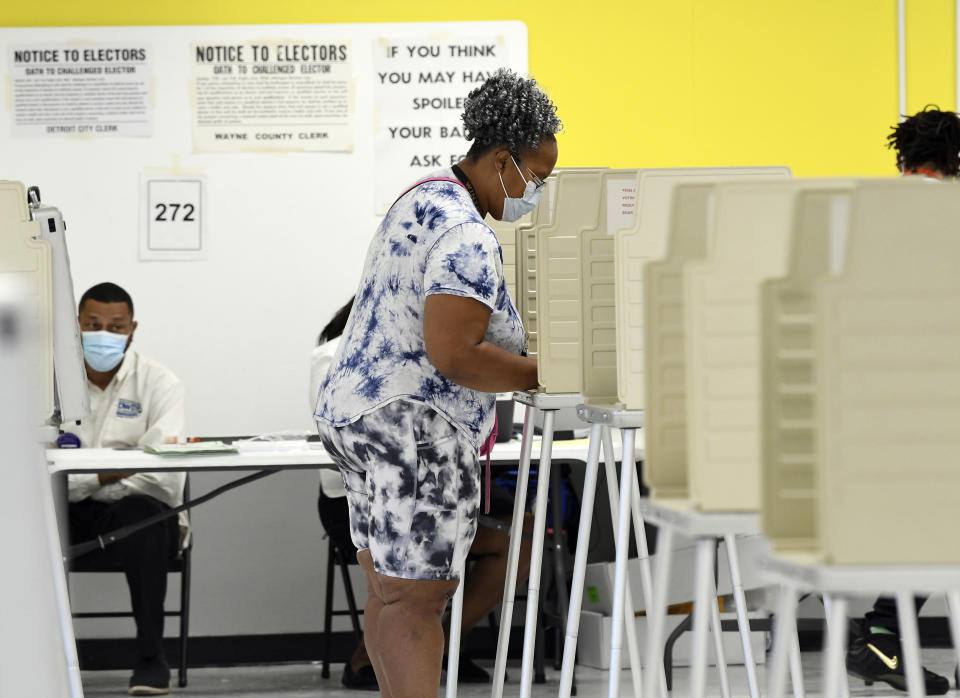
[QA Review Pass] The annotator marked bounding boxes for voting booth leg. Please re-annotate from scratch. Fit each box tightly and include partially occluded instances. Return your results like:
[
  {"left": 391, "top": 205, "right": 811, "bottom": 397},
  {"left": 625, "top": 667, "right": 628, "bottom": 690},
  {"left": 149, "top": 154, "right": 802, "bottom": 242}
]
[
  {"left": 491, "top": 405, "right": 535, "bottom": 697},
  {"left": 48, "top": 477, "right": 84, "bottom": 698},
  {"left": 643, "top": 526, "right": 675, "bottom": 698},
  {"left": 947, "top": 591, "right": 960, "bottom": 687},
  {"left": 607, "top": 428, "right": 638, "bottom": 698},
  {"left": 768, "top": 583, "right": 799, "bottom": 698},
  {"left": 789, "top": 616, "right": 807, "bottom": 698},
  {"left": 620, "top": 427, "right": 669, "bottom": 698},
  {"left": 896, "top": 590, "right": 925, "bottom": 698},
  {"left": 690, "top": 539, "right": 717, "bottom": 698},
  {"left": 445, "top": 570, "right": 465, "bottom": 698},
  {"left": 519, "top": 409, "right": 556, "bottom": 698},
  {"left": 558, "top": 422, "right": 603, "bottom": 698},
  {"left": 725, "top": 533, "right": 761, "bottom": 698},
  {"left": 600, "top": 427, "right": 644, "bottom": 696},
  {"left": 822, "top": 595, "right": 850, "bottom": 698},
  {"left": 708, "top": 575, "right": 733, "bottom": 698}
]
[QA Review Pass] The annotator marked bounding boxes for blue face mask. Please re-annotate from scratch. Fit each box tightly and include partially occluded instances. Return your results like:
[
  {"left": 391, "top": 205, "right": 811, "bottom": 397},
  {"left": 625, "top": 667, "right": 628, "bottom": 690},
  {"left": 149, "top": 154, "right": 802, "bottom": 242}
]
[
  {"left": 82, "top": 330, "right": 129, "bottom": 372},
  {"left": 498, "top": 156, "right": 544, "bottom": 222}
]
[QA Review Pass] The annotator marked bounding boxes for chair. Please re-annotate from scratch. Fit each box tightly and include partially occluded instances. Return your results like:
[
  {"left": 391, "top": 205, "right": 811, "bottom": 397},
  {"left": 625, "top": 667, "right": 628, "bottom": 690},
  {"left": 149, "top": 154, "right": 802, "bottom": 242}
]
[
  {"left": 68, "top": 477, "right": 192, "bottom": 688},
  {"left": 320, "top": 534, "right": 363, "bottom": 679}
]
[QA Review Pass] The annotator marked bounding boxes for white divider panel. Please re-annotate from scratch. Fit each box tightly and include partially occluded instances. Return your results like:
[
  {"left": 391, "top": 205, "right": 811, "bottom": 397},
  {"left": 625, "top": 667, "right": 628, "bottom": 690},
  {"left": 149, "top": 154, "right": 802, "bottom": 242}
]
[
  {"left": 685, "top": 180, "right": 825, "bottom": 512},
  {"left": 760, "top": 184, "right": 855, "bottom": 553},
  {"left": 0, "top": 181, "right": 54, "bottom": 422},
  {"left": 536, "top": 170, "right": 605, "bottom": 393},
  {"left": 817, "top": 180, "right": 960, "bottom": 563},
  {"left": 579, "top": 169, "right": 643, "bottom": 405},
  {"left": 616, "top": 167, "right": 791, "bottom": 410},
  {"left": 487, "top": 216, "right": 523, "bottom": 304}
]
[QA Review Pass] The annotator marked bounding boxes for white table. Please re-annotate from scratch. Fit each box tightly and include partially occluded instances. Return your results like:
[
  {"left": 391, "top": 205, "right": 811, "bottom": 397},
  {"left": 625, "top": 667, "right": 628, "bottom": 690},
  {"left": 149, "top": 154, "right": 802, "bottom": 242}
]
[{"left": 47, "top": 436, "right": 628, "bottom": 697}]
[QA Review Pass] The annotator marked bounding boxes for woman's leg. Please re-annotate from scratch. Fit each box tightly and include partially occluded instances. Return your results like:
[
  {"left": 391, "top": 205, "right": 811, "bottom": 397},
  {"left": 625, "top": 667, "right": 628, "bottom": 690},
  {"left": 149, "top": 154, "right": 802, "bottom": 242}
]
[
  {"left": 375, "top": 571, "right": 460, "bottom": 697},
  {"left": 357, "top": 550, "right": 392, "bottom": 697}
]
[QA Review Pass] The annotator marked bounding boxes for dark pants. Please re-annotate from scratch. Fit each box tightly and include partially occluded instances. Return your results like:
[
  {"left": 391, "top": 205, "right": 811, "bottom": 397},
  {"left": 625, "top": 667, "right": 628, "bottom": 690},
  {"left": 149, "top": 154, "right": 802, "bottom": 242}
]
[
  {"left": 69, "top": 495, "right": 179, "bottom": 660},
  {"left": 864, "top": 596, "right": 928, "bottom": 634}
]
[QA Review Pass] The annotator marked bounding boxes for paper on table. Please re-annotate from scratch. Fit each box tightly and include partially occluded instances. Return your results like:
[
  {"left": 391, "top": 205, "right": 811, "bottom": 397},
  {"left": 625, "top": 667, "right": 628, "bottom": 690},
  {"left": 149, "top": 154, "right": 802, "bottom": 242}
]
[{"left": 143, "top": 441, "right": 237, "bottom": 456}]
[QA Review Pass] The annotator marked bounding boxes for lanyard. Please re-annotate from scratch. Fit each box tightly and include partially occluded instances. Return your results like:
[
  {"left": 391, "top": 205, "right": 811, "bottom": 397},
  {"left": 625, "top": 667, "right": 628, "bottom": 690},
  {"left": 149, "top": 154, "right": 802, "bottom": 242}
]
[{"left": 451, "top": 163, "right": 482, "bottom": 212}]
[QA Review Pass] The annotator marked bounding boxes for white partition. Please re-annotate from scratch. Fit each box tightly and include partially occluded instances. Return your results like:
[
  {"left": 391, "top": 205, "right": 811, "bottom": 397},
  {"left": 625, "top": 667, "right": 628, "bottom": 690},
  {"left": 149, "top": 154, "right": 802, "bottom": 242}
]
[
  {"left": 760, "top": 184, "right": 855, "bottom": 551},
  {"left": 616, "top": 167, "right": 791, "bottom": 411},
  {"left": 535, "top": 170, "right": 606, "bottom": 393},
  {"left": 579, "top": 169, "right": 642, "bottom": 405},
  {"left": 814, "top": 180, "right": 960, "bottom": 563},
  {"left": 0, "top": 181, "right": 54, "bottom": 422},
  {"left": 684, "top": 180, "right": 842, "bottom": 512}
]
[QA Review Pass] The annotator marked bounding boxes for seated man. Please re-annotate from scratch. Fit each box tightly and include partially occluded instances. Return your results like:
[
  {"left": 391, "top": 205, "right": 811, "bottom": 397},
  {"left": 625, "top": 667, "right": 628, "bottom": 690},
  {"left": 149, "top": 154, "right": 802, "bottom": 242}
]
[{"left": 64, "top": 282, "right": 185, "bottom": 696}]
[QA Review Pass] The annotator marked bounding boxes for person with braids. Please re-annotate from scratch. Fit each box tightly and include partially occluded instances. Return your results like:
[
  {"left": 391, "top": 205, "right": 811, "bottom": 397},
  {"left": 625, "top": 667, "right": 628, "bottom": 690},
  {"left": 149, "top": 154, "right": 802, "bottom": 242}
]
[
  {"left": 844, "top": 106, "right": 960, "bottom": 696},
  {"left": 314, "top": 68, "right": 560, "bottom": 696}
]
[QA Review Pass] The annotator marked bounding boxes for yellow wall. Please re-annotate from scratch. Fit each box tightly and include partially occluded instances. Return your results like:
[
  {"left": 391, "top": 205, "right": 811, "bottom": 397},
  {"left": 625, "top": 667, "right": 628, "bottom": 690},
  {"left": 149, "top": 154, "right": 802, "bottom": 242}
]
[{"left": 2, "top": 0, "right": 954, "bottom": 176}]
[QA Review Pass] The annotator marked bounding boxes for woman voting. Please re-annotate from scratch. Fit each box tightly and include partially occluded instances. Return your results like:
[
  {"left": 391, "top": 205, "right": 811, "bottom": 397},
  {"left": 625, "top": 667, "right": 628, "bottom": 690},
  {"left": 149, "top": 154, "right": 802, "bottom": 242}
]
[{"left": 314, "top": 68, "right": 561, "bottom": 697}]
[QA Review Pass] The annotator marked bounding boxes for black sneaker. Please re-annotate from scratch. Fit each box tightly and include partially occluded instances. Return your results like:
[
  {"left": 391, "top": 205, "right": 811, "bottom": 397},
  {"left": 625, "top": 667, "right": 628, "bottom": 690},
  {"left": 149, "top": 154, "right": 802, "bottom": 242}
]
[
  {"left": 341, "top": 661, "right": 379, "bottom": 691},
  {"left": 128, "top": 656, "right": 170, "bottom": 696},
  {"left": 442, "top": 654, "right": 490, "bottom": 683},
  {"left": 846, "top": 630, "right": 949, "bottom": 695}
]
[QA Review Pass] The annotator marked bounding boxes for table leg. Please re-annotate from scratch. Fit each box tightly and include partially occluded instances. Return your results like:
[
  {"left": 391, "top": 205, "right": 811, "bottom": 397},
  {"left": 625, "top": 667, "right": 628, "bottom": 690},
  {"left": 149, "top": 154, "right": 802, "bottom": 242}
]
[
  {"left": 519, "top": 409, "right": 556, "bottom": 698},
  {"left": 724, "top": 534, "right": 760, "bottom": 698},
  {"left": 558, "top": 422, "right": 603, "bottom": 698},
  {"left": 643, "top": 525, "right": 675, "bottom": 698},
  {"left": 491, "top": 404, "right": 535, "bottom": 697},
  {"left": 896, "top": 590, "right": 925, "bottom": 698}
]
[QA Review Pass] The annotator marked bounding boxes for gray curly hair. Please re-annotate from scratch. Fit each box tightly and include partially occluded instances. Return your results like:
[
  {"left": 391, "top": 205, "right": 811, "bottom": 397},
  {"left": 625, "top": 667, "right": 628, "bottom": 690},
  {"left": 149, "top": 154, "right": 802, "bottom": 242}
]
[{"left": 462, "top": 68, "right": 562, "bottom": 158}]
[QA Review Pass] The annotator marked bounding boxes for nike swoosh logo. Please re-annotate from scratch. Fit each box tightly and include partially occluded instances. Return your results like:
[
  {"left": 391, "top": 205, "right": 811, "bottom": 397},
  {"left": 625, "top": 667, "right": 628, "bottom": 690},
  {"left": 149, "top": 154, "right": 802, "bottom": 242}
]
[{"left": 867, "top": 643, "right": 899, "bottom": 670}]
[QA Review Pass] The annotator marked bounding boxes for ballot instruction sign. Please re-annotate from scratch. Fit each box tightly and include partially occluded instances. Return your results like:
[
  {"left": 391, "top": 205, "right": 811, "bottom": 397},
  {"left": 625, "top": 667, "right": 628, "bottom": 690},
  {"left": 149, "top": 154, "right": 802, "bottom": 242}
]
[
  {"left": 140, "top": 175, "right": 205, "bottom": 261},
  {"left": 372, "top": 29, "right": 527, "bottom": 213},
  {"left": 191, "top": 40, "right": 355, "bottom": 153},
  {"left": 9, "top": 43, "right": 152, "bottom": 138}
]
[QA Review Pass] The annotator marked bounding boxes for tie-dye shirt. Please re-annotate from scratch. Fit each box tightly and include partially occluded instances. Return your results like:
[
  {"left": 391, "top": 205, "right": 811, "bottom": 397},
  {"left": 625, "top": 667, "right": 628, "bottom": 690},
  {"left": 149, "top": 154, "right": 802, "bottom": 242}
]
[{"left": 314, "top": 168, "right": 527, "bottom": 449}]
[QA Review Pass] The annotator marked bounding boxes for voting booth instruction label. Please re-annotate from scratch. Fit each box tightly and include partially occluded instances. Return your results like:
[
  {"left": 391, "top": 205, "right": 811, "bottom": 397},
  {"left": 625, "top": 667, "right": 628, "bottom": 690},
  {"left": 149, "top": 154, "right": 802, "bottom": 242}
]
[
  {"left": 190, "top": 40, "right": 355, "bottom": 153},
  {"left": 140, "top": 176, "right": 205, "bottom": 261},
  {"left": 9, "top": 43, "right": 153, "bottom": 138}
]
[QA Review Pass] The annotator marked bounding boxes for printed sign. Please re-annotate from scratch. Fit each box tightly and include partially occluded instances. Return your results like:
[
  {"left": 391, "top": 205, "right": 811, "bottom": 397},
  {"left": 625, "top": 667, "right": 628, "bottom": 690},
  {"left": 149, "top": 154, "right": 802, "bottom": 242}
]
[
  {"left": 10, "top": 43, "right": 152, "bottom": 138},
  {"left": 191, "top": 40, "right": 354, "bottom": 152},
  {"left": 140, "top": 176, "right": 205, "bottom": 261},
  {"left": 373, "top": 35, "right": 526, "bottom": 213}
]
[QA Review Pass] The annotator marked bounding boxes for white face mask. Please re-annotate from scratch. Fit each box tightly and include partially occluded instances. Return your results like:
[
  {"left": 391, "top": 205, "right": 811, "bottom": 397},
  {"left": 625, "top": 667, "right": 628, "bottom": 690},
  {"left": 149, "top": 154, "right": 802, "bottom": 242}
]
[{"left": 498, "top": 155, "right": 543, "bottom": 222}]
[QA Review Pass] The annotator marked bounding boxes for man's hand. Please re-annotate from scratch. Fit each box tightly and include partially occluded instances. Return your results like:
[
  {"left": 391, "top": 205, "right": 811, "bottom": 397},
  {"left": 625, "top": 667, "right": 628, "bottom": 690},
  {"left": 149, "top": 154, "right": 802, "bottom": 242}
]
[{"left": 98, "top": 472, "right": 133, "bottom": 485}]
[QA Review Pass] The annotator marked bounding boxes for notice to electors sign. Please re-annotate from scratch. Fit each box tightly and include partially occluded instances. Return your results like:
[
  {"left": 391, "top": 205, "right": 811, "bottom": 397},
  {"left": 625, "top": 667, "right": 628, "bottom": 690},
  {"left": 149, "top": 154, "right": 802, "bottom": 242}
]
[
  {"left": 191, "top": 40, "right": 355, "bottom": 153},
  {"left": 10, "top": 44, "right": 152, "bottom": 138}
]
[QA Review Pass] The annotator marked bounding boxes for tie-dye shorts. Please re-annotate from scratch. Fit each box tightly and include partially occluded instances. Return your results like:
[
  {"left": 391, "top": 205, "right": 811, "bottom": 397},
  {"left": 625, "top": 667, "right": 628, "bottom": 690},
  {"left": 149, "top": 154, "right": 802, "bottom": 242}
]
[{"left": 317, "top": 399, "right": 480, "bottom": 580}]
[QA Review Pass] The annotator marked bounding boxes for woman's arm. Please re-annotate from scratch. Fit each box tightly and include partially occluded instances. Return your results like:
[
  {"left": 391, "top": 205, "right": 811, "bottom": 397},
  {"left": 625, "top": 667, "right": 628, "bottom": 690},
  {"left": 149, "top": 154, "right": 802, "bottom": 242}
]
[{"left": 423, "top": 294, "right": 538, "bottom": 393}]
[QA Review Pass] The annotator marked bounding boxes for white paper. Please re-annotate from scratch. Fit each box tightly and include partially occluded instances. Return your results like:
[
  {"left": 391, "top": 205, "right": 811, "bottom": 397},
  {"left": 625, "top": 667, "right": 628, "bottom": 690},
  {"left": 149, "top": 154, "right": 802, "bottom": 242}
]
[
  {"left": 605, "top": 176, "right": 638, "bottom": 235},
  {"left": 373, "top": 34, "right": 527, "bottom": 213},
  {"left": 10, "top": 43, "right": 152, "bottom": 138},
  {"left": 191, "top": 39, "right": 355, "bottom": 152},
  {"left": 140, "top": 176, "right": 205, "bottom": 261}
]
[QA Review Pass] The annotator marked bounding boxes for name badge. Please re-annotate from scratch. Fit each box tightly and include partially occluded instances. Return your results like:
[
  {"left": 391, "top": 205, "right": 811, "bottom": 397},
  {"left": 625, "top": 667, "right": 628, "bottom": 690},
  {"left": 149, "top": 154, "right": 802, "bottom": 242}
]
[{"left": 117, "top": 399, "right": 143, "bottom": 419}]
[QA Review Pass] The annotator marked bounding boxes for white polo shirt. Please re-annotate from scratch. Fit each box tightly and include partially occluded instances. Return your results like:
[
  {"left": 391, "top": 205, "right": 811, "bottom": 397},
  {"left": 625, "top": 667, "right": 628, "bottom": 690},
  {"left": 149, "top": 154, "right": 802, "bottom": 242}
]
[{"left": 64, "top": 349, "right": 186, "bottom": 512}]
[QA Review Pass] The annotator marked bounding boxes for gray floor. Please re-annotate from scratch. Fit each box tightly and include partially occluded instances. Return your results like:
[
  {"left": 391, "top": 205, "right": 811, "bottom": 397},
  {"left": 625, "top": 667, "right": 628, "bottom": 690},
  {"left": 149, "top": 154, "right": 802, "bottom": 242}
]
[{"left": 79, "top": 650, "right": 960, "bottom": 696}]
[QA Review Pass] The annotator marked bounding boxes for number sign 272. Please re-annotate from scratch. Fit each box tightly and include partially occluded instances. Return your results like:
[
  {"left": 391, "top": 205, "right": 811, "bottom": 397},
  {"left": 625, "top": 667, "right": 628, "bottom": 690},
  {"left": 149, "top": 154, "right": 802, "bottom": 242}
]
[{"left": 154, "top": 203, "right": 196, "bottom": 222}]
